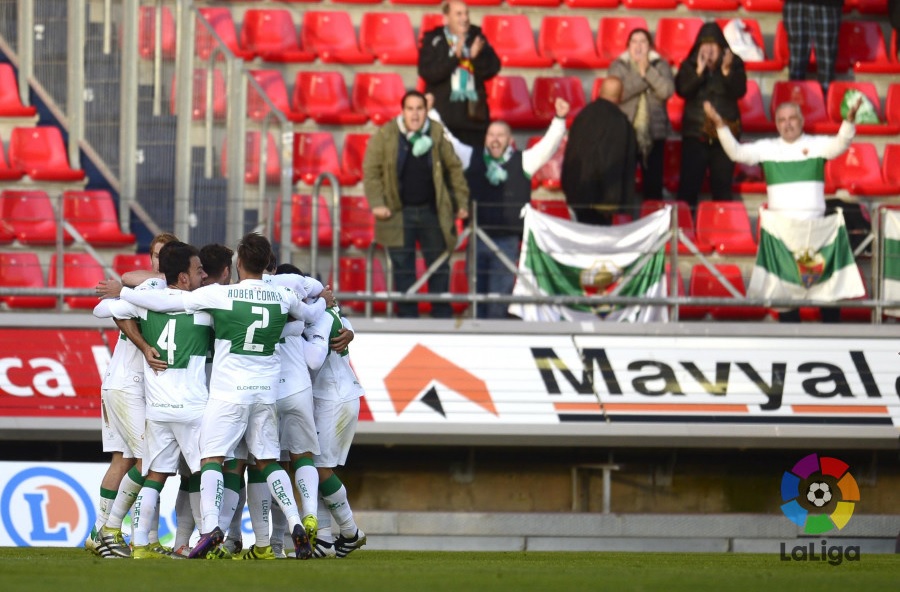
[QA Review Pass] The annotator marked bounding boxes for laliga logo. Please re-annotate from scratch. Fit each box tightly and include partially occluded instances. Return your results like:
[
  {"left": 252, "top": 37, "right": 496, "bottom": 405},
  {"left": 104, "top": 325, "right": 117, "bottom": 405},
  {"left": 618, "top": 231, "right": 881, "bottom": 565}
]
[
  {"left": 0, "top": 467, "right": 94, "bottom": 546},
  {"left": 779, "top": 453, "right": 861, "bottom": 565}
]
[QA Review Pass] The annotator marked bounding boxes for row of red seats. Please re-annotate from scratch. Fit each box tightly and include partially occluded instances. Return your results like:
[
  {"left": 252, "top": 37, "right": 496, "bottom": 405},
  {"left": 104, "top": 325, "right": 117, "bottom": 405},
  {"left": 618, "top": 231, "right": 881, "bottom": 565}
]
[
  {"left": 0, "top": 127, "right": 85, "bottom": 182},
  {"left": 0, "top": 251, "right": 149, "bottom": 310},
  {"left": 0, "top": 64, "right": 37, "bottom": 118},
  {"left": 206, "top": 0, "right": 889, "bottom": 12},
  {"left": 0, "top": 189, "right": 135, "bottom": 247}
]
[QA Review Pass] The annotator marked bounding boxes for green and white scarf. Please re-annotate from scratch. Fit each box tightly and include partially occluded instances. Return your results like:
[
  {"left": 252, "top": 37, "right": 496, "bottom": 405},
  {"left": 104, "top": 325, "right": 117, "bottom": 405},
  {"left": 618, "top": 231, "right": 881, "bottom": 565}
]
[
  {"left": 397, "top": 116, "right": 433, "bottom": 157},
  {"left": 445, "top": 28, "right": 478, "bottom": 102},
  {"left": 484, "top": 146, "right": 512, "bottom": 185}
]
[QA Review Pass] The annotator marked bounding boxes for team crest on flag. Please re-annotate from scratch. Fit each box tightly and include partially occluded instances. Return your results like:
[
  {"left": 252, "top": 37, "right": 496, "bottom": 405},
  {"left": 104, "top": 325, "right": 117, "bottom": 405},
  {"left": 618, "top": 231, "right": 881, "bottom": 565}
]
[{"left": 796, "top": 250, "right": 826, "bottom": 288}]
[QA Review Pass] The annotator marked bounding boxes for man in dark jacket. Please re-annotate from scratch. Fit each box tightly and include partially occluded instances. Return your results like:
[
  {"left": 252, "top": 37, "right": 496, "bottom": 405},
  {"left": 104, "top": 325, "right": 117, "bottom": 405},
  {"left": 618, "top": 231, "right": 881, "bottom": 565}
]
[
  {"left": 562, "top": 77, "right": 638, "bottom": 225},
  {"left": 418, "top": 1, "right": 502, "bottom": 150},
  {"left": 783, "top": 0, "right": 845, "bottom": 91},
  {"left": 675, "top": 21, "right": 747, "bottom": 207}
]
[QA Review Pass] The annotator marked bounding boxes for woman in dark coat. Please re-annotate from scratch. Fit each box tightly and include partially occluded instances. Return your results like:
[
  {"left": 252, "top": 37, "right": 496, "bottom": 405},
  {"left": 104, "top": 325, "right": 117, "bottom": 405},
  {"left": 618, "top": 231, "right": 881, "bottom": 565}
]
[{"left": 675, "top": 21, "right": 747, "bottom": 207}]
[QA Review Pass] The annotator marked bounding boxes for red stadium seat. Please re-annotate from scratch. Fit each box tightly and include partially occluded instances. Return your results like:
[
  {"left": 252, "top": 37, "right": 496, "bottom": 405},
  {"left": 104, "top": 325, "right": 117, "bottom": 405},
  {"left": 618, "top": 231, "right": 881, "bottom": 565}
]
[
  {"left": 564, "top": 0, "right": 618, "bottom": 5},
  {"left": 825, "top": 82, "right": 900, "bottom": 135},
  {"left": 733, "top": 162, "right": 767, "bottom": 194},
  {"left": 739, "top": 0, "right": 783, "bottom": 11},
  {"left": 530, "top": 199, "right": 571, "bottom": 219},
  {"left": 654, "top": 18, "right": 705, "bottom": 66},
  {"left": 0, "top": 139, "right": 24, "bottom": 181},
  {"left": 170, "top": 69, "right": 227, "bottom": 121},
  {"left": 882, "top": 144, "right": 900, "bottom": 188},
  {"left": 196, "top": 8, "right": 252, "bottom": 60},
  {"left": 596, "top": 17, "right": 648, "bottom": 68},
  {"left": 662, "top": 140, "right": 706, "bottom": 195},
  {"left": 713, "top": 18, "right": 783, "bottom": 71},
  {"left": 240, "top": 9, "right": 314, "bottom": 63},
  {"left": 857, "top": 0, "right": 888, "bottom": 13},
  {"left": 273, "top": 194, "right": 335, "bottom": 248},
  {"left": 738, "top": 80, "right": 776, "bottom": 133},
  {"left": 641, "top": 199, "right": 711, "bottom": 254},
  {"left": 113, "top": 253, "right": 151, "bottom": 277},
  {"left": 0, "top": 252, "right": 55, "bottom": 309},
  {"left": 667, "top": 92, "right": 684, "bottom": 132},
  {"left": 360, "top": 13, "right": 419, "bottom": 65},
  {"left": 0, "top": 63, "right": 37, "bottom": 117},
  {"left": 449, "top": 259, "right": 469, "bottom": 314},
  {"left": 302, "top": 11, "right": 375, "bottom": 64},
  {"left": 887, "top": 84, "right": 900, "bottom": 126},
  {"left": 531, "top": 76, "right": 586, "bottom": 125},
  {"left": 221, "top": 131, "right": 280, "bottom": 185},
  {"left": 527, "top": 136, "right": 566, "bottom": 190},
  {"left": 247, "top": 70, "right": 306, "bottom": 123},
  {"left": 339, "top": 195, "right": 375, "bottom": 249},
  {"left": 8, "top": 126, "right": 86, "bottom": 181},
  {"left": 334, "top": 256, "right": 388, "bottom": 313},
  {"left": 484, "top": 76, "right": 543, "bottom": 128},
  {"left": 391, "top": 0, "right": 442, "bottom": 5},
  {"left": 351, "top": 72, "right": 406, "bottom": 125},
  {"left": 48, "top": 253, "right": 106, "bottom": 309},
  {"left": 292, "top": 71, "right": 367, "bottom": 125},
  {"left": 339, "top": 133, "right": 371, "bottom": 186},
  {"left": 418, "top": 13, "right": 445, "bottom": 45},
  {"left": 0, "top": 190, "right": 69, "bottom": 246},
  {"left": 825, "top": 143, "right": 898, "bottom": 196},
  {"left": 622, "top": 0, "right": 678, "bottom": 8},
  {"left": 63, "top": 190, "right": 135, "bottom": 247},
  {"left": 138, "top": 5, "right": 176, "bottom": 60},
  {"left": 292, "top": 132, "right": 343, "bottom": 186},
  {"left": 688, "top": 263, "right": 768, "bottom": 321},
  {"left": 538, "top": 16, "right": 605, "bottom": 69},
  {"left": 696, "top": 201, "right": 758, "bottom": 256},
  {"left": 683, "top": 0, "right": 739, "bottom": 9},
  {"left": 508, "top": 0, "right": 561, "bottom": 6},
  {"left": 481, "top": 15, "right": 553, "bottom": 68},
  {"left": 839, "top": 20, "right": 897, "bottom": 73},
  {"left": 770, "top": 81, "right": 835, "bottom": 133}
]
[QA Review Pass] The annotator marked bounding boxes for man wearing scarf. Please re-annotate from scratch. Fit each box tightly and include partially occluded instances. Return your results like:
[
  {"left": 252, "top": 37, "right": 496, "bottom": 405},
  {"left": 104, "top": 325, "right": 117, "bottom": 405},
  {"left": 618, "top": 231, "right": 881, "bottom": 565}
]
[
  {"left": 432, "top": 97, "right": 570, "bottom": 319},
  {"left": 363, "top": 91, "right": 469, "bottom": 319},
  {"left": 418, "top": 0, "right": 501, "bottom": 150}
]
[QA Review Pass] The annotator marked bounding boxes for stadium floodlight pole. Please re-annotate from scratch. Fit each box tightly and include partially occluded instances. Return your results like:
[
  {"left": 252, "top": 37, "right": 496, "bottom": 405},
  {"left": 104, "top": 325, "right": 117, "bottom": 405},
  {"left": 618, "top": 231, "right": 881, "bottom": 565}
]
[{"left": 172, "top": 0, "right": 197, "bottom": 243}]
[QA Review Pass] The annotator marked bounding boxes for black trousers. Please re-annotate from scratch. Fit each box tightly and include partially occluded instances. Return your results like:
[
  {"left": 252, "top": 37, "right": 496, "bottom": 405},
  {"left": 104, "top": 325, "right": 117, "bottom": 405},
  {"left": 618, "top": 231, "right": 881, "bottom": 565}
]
[{"left": 677, "top": 136, "right": 735, "bottom": 207}]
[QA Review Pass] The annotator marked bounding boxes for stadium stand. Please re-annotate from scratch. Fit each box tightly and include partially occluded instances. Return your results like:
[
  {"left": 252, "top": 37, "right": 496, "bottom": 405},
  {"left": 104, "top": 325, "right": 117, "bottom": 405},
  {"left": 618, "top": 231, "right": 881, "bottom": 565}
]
[
  {"left": 62, "top": 190, "right": 136, "bottom": 247},
  {"left": 0, "top": 251, "right": 56, "bottom": 309},
  {"left": 240, "top": 9, "right": 315, "bottom": 63},
  {"left": 359, "top": 12, "right": 419, "bottom": 65},
  {"left": 196, "top": 7, "right": 253, "bottom": 61},
  {"left": 47, "top": 253, "right": 106, "bottom": 310},
  {"left": 8, "top": 127, "right": 85, "bottom": 181},
  {"left": 0, "top": 189, "right": 70, "bottom": 246}
]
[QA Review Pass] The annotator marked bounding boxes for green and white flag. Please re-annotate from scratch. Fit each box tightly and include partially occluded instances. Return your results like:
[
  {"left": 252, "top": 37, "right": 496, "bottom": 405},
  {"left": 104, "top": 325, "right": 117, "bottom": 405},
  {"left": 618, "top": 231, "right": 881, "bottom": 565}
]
[
  {"left": 509, "top": 205, "right": 670, "bottom": 322},
  {"left": 748, "top": 209, "right": 864, "bottom": 302},
  {"left": 882, "top": 209, "right": 900, "bottom": 317}
]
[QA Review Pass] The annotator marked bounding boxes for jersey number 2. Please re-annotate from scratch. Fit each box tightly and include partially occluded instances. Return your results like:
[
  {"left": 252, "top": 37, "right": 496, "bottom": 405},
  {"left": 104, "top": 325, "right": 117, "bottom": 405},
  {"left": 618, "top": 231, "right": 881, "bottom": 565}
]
[{"left": 244, "top": 306, "right": 270, "bottom": 353}]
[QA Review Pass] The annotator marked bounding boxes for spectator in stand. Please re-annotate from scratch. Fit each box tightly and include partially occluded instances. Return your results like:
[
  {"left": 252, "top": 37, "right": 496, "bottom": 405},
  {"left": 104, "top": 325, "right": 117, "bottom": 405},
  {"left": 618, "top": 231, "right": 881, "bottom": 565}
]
[
  {"left": 363, "top": 90, "right": 470, "bottom": 319},
  {"left": 608, "top": 28, "right": 675, "bottom": 201},
  {"left": 418, "top": 0, "right": 502, "bottom": 150},
  {"left": 783, "top": 0, "right": 844, "bottom": 92},
  {"left": 676, "top": 22, "right": 746, "bottom": 208},
  {"left": 431, "top": 95, "right": 570, "bottom": 319},
  {"left": 562, "top": 77, "right": 638, "bottom": 225}
]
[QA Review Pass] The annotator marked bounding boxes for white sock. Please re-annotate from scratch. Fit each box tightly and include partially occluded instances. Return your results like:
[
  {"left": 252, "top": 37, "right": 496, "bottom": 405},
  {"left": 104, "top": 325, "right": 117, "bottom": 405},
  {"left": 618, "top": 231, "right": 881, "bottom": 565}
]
[
  {"left": 218, "top": 485, "right": 240, "bottom": 532},
  {"left": 148, "top": 495, "right": 160, "bottom": 544},
  {"left": 173, "top": 481, "right": 194, "bottom": 549},
  {"left": 131, "top": 486, "right": 160, "bottom": 547},
  {"left": 266, "top": 467, "right": 300, "bottom": 530},
  {"left": 323, "top": 484, "right": 358, "bottom": 538},
  {"left": 270, "top": 503, "right": 288, "bottom": 552},
  {"left": 228, "top": 486, "right": 246, "bottom": 540},
  {"left": 316, "top": 496, "right": 333, "bottom": 544},
  {"left": 293, "top": 464, "right": 319, "bottom": 519},
  {"left": 105, "top": 469, "right": 144, "bottom": 530},
  {"left": 246, "top": 478, "right": 271, "bottom": 547},
  {"left": 199, "top": 466, "right": 224, "bottom": 534},
  {"left": 94, "top": 490, "right": 116, "bottom": 533}
]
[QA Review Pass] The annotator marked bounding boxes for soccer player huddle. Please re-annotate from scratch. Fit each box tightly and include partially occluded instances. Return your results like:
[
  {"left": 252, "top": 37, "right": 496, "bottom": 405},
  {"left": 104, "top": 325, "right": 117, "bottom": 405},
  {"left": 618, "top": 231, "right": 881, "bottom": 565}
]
[{"left": 84, "top": 232, "right": 366, "bottom": 560}]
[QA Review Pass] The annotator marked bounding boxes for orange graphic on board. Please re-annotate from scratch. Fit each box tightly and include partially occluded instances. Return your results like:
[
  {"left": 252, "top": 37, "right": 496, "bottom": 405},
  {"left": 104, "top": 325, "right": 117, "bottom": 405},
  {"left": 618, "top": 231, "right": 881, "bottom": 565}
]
[{"left": 383, "top": 344, "right": 496, "bottom": 417}]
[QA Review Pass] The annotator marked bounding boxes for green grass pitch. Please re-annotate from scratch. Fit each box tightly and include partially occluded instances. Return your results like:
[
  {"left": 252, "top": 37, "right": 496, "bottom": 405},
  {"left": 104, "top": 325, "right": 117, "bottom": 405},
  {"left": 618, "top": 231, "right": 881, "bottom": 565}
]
[{"left": 0, "top": 548, "right": 897, "bottom": 592}]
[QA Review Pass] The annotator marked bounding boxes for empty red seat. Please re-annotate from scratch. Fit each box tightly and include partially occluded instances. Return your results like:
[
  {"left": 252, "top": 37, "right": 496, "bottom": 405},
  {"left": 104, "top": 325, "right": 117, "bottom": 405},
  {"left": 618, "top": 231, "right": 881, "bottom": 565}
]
[
  {"left": 418, "top": 13, "right": 445, "bottom": 44},
  {"left": 623, "top": 0, "right": 678, "bottom": 7},
  {"left": 302, "top": 11, "right": 375, "bottom": 64},
  {"left": 360, "top": 13, "right": 418, "bottom": 65},
  {"left": 138, "top": 5, "right": 176, "bottom": 60},
  {"left": 481, "top": 15, "right": 553, "bottom": 68},
  {"left": 339, "top": 133, "right": 371, "bottom": 185},
  {"left": 655, "top": 18, "right": 705, "bottom": 66},
  {"left": 392, "top": 0, "right": 442, "bottom": 4},
  {"left": 564, "top": 0, "right": 618, "bottom": 5},
  {"left": 351, "top": 72, "right": 406, "bottom": 125},
  {"left": 527, "top": 136, "right": 566, "bottom": 190},
  {"left": 508, "top": 0, "right": 561, "bottom": 6},
  {"left": 334, "top": 256, "right": 387, "bottom": 313},
  {"left": 0, "top": 63, "right": 37, "bottom": 117},
  {"left": 883, "top": 144, "right": 900, "bottom": 188},
  {"left": 8, "top": 126, "right": 85, "bottom": 181},
  {"left": 688, "top": 263, "right": 768, "bottom": 321},
  {"left": 538, "top": 16, "right": 604, "bottom": 69},
  {"left": 739, "top": 0, "right": 783, "bottom": 11},
  {"left": 825, "top": 143, "right": 898, "bottom": 196},
  {"left": 113, "top": 253, "right": 151, "bottom": 277},
  {"left": 713, "top": 18, "right": 783, "bottom": 71},
  {"left": 63, "top": 190, "right": 135, "bottom": 247},
  {"left": 696, "top": 201, "right": 757, "bottom": 256},
  {"left": 770, "top": 81, "right": 835, "bottom": 133},
  {"left": 247, "top": 70, "right": 305, "bottom": 123},
  {"left": 170, "top": 69, "right": 227, "bottom": 121},
  {"left": 532, "top": 76, "right": 586, "bottom": 125},
  {"left": 48, "top": 253, "right": 106, "bottom": 310},
  {"left": 449, "top": 259, "right": 469, "bottom": 314},
  {"left": 738, "top": 80, "right": 776, "bottom": 133},
  {"left": 641, "top": 199, "right": 711, "bottom": 254},
  {"left": 221, "top": 132, "right": 280, "bottom": 185},
  {"left": 838, "top": 20, "right": 896, "bottom": 73},
  {"left": 530, "top": 199, "right": 571, "bottom": 219},
  {"left": 292, "top": 71, "right": 367, "bottom": 125},
  {"left": 596, "top": 17, "right": 648, "bottom": 68},
  {"left": 340, "top": 195, "right": 375, "bottom": 249},
  {"left": 293, "top": 132, "right": 343, "bottom": 185},
  {"left": 887, "top": 84, "right": 900, "bottom": 126},
  {"left": 484, "top": 76, "right": 543, "bottom": 128},
  {"left": 0, "top": 139, "right": 24, "bottom": 181},
  {"left": 196, "top": 8, "right": 252, "bottom": 61},
  {"left": 733, "top": 162, "right": 767, "bottom": 194},
  {"left": 825, "top": 81, "right": 900, "bottom": 135},
  {"left": 0, "top": 190, "right": 69, "bottom": 246},
  {"left": 273, "top": 194, "right": 334, "bottom": 248},
  {"left": 857, "top": 0, "right": 888, "bottom": 13},
  {"left": 0, "top": 252, "right": 55, "bottom": 309},
  {"left": 684, "top": 0, "right": 738, "bottom": 9},
  {"left": 240, "top": 9, "right": 315, "bottom": 63}
]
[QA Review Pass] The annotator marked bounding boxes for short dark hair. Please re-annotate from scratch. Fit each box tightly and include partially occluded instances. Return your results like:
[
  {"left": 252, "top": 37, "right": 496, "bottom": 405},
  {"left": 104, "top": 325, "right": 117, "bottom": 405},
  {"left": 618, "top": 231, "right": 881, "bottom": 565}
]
[
  {"left": 266, "top": 251, "right": 277, "bottom": 273},
  {"left": 199, "top": 243, "right": 234, "bottom": 280},
  {"left": 237, "top": 232, "right": 272, "bottom": 275},
  {"left": 275, "top": 263, "right": 305, "bottom": 276},
  {"left": 159, "top": 241, "right": 200, "bottom": 286},
  {"left": 401, "top": 90, "right": 427, "bottom": 110}
]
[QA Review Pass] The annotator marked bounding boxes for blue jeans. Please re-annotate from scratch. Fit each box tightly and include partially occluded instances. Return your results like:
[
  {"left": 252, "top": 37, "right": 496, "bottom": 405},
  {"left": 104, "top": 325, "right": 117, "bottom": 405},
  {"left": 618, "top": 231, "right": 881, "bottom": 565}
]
[
  {"left": 475, "top": 234, "right": 520, "bottom": 319},
  {"left": 389, "top": 204, "right": 451, "bottom": 318}
]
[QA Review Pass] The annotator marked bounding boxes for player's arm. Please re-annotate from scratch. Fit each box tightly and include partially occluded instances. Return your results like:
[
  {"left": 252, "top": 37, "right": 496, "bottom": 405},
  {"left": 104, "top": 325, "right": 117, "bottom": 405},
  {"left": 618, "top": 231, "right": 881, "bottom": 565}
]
[
  {"left": 331, "top": 316, "right": 355, "bottom": 353},
  {"left": 302, "top": 312, "right": 334, "bottom": 371},
  {"left": 122, "top": 269, "right": 164, "bottom": 287},
  {"left": 113, "top": 315, "right": 166, "bottom": 373},
  {"left": 119, "top": 286, "right": 187, "bottom": 313}
]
